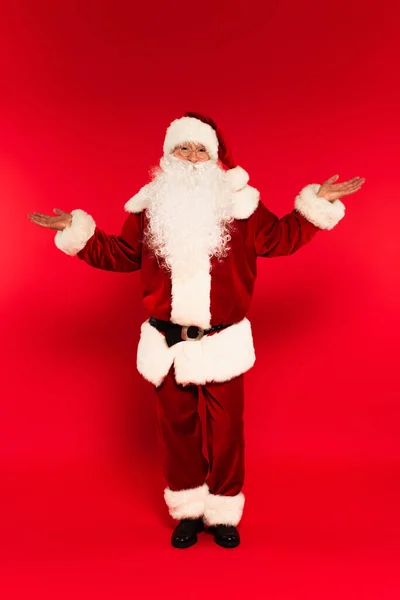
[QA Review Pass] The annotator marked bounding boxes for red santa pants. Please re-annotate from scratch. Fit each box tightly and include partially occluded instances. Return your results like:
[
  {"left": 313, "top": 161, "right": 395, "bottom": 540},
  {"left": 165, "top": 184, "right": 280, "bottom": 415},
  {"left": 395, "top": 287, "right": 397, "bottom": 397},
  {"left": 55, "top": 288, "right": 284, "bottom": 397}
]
[{"left": 155, "top": 367, "right": 245, "bottom": 526}]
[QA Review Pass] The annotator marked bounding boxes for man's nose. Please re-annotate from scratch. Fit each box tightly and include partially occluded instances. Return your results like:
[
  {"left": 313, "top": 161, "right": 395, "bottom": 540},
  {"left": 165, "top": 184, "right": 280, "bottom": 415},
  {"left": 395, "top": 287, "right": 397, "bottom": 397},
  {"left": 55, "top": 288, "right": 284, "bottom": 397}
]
[{"left": 188, "top": 153, "right": 198, "bottom": 162}]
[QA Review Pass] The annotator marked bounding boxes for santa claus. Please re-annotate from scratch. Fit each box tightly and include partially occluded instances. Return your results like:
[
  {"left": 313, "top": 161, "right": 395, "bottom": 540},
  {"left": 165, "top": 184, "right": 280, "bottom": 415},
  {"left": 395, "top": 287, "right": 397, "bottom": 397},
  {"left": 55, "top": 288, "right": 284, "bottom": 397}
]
[{"left": 28, "top": 112, "right": 365, "bottom": 548}]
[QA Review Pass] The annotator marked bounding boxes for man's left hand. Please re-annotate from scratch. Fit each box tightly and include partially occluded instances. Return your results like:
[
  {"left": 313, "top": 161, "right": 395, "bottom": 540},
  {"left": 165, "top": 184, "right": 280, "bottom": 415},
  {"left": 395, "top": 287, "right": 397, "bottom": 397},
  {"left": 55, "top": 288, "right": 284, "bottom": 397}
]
[{"left": 317, "top": 174, "right": 365, "bottom": 202}]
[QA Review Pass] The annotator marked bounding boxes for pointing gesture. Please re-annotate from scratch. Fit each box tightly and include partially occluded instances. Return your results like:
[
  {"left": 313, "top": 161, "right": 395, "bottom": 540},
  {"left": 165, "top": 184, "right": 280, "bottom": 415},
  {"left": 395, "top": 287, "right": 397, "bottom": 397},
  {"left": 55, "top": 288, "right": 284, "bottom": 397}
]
[
  {"left": 317, "top": 174, "right": 365, "bottom": 202},
  {"left": 28, "top": 208, "right": 72, "bottom": 231}
]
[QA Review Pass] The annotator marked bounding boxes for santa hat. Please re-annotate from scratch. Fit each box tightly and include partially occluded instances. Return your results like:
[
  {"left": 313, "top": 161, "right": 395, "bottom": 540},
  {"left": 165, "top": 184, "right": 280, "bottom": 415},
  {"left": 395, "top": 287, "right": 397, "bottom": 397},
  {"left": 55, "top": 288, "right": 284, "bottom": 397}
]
[
  {"left": 125, "top": 112, "right": 260, "bottom": 219},
  {"left": 163, "top": 111, "right": 251, "bottom": 192},
  {"left": 163, "top": 112, "right": 232, "bottom": 165}
]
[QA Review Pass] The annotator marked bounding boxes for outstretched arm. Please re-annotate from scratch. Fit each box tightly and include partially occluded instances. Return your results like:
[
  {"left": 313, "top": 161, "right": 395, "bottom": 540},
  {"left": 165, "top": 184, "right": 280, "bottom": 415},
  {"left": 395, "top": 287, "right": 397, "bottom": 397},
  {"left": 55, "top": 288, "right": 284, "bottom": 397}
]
[
  {"left": 254, "top": 174, "right": 365, "bottom": 258},
  {"left": 28, "top": 208, "right": 143, "bottom": 272}
]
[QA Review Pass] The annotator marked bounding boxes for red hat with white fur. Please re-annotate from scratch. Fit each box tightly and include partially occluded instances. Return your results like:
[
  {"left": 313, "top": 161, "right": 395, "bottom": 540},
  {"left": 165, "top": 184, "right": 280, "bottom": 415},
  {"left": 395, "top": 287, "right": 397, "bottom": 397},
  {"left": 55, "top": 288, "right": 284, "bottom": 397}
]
[
  {"left": 163, "top": 111, "right": 234, "bottom": 167},
  {"left": 163, "top": 111, "right": 254, "bottom": 194},
  {"left": 125, "top": 112, "right": 260, "bottom": 219}
]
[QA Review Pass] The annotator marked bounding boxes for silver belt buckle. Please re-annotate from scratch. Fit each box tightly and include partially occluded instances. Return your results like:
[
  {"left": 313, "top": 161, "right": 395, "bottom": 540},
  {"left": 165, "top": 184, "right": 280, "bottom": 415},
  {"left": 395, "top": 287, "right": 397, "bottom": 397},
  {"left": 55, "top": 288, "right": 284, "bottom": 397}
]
[{"left": 181, "top": 325, "right": 205, "bottom": 342}]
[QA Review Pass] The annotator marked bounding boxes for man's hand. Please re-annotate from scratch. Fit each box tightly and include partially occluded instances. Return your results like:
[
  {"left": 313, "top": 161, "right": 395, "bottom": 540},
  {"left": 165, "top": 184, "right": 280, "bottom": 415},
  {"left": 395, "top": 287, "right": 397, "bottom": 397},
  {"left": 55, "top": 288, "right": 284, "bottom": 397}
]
[
  {"left": 28, "top": 208, "right": 72, "bottom": 231},
  {"left": 317, "top": 174, "right": 365, "bottom": 202}
]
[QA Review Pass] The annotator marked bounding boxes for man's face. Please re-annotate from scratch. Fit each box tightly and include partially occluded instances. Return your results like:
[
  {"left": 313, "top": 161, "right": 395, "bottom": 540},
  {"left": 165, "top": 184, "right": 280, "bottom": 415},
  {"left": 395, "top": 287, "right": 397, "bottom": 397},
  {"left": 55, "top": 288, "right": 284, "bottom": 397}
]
[{"left": 173, "top": 141, "right": 210, "bottom": 163}]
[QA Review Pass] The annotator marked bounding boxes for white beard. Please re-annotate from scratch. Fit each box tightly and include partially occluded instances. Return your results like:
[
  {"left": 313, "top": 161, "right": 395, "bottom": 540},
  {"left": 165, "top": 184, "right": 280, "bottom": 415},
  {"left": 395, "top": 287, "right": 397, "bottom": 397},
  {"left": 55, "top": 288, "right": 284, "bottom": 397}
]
[
  {"left": 144, "top": 155, "right": 234, "bottom": 328},
  {"left": 145, "top": 155, "right": 233, "bottom": 276}
]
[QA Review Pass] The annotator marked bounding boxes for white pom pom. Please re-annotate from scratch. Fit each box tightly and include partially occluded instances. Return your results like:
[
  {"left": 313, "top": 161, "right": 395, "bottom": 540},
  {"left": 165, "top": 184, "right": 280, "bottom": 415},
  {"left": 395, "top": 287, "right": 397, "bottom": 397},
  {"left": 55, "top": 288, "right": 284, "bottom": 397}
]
[
  {"left": 225, "top": 166, "right": 249, "bottom": 192},
  {"left": 231, "top": 185, "right": 260, "bottom": 220}
]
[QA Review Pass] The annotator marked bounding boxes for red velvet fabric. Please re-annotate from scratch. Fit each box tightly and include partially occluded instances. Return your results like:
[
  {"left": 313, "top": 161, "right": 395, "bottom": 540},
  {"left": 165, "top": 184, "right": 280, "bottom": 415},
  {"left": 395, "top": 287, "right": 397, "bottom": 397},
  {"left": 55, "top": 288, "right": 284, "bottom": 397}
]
[
  {"left": 155, "top": 367, "right": 245, "bottom": 496},
  {"left": 76, "top": 203, "right": 320, "bottom": 325}
]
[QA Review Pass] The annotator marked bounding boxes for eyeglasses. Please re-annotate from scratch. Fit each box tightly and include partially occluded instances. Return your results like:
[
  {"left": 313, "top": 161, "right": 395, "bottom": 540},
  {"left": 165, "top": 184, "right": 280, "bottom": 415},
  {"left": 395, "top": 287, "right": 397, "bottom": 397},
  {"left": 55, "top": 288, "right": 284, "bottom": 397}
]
[{"left": 174, "top": 145, "right": 210, "bottom": 159}]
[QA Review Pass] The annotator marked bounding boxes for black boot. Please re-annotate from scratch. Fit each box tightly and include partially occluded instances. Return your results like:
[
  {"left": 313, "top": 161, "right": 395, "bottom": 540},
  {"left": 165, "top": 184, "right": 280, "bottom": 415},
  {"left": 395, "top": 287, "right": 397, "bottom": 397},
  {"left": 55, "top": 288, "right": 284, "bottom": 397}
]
[
  {"left": 207, "top": 524, "right": 240, "bottom": 548},
  {"left": 171, "top": 517, "right": 204, "bottom": 548}
]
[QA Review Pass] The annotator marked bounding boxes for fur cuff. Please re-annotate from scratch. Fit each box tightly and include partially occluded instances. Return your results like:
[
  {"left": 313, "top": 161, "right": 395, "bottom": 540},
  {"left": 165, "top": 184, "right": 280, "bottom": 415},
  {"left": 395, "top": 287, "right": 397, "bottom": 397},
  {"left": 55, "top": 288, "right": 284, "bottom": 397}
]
[
  {"left": 164, "top": 484, "right": 209, "bottom": 520},
  {"left": 294, "top": 184, "right": 345, "bottom": 230},
  {"left": 203, "top": 492, "right": 245, "bottom": 526},
  {"left": 54, "top": 209, "right": 96, "bottom": 256}
]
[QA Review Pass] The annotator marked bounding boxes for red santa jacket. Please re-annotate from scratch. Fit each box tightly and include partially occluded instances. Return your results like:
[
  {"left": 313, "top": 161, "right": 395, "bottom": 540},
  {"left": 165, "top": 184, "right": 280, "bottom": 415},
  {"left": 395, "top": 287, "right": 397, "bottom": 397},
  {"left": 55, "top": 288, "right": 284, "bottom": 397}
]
[{"left": 54, "top": 182, "right": 345, "bottom": 386}]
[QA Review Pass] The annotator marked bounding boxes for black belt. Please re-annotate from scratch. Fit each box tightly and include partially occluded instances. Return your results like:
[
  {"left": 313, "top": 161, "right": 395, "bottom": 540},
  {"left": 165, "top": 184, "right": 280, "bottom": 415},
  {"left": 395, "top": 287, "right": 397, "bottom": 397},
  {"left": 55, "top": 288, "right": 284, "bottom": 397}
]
[{"left": 149, "top": 316, "right": 232, "bottom": 348}]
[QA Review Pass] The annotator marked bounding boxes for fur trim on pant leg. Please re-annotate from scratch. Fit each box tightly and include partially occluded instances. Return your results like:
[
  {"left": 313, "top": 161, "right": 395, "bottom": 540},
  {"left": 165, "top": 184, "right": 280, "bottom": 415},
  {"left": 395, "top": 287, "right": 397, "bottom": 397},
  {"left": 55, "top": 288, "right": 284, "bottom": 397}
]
[
  {"left": 203, "top": 492, "right": 245, "bottom": 526},
  {"left": 164, "top": 483, "right": 209, "bottom": 520}
]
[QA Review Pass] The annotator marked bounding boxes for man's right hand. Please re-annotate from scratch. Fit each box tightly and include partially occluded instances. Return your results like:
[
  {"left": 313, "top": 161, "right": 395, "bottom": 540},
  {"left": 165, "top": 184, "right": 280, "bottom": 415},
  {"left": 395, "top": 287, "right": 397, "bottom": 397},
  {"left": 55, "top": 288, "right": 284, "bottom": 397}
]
[{"left": 28, "top": 208, "right": 72, "bottom": 231}]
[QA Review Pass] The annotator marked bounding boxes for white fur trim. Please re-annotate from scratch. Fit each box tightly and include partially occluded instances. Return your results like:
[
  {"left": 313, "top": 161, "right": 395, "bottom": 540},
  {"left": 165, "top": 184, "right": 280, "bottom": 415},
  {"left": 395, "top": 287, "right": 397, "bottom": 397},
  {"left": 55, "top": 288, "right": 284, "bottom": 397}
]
[
  {"left": 294, "top": 183, "right": 346, "bottom": 230},
  {"left": 124, "top": 182, "right": 154, "bottom": 214},
  {"left": 54, "top": 209, "right": 96, "bottom": 256},
  {"left": 231, "top": 185, "right": 260, "bottom": 220},
  {"left": 124, "top": 184, "right": 259, "bottom": 220},
  {"left": 226, "top": 166, "right": 249, "bottom": 191},
  {"left": 163, "top": 117, "right": 219, "bottom": 160},
  {"left": 124, "top": 174, "right": 259, "bottom": 220},
  {"left": 203, "top": 492, "right": 245, "bottom": 526},
  {"left": 170, "top": 270, "right": 211, "bottom": 330},
  {"left": 136, "top": 321, "right": 175, "bottom": 387},
  {"left": 136, "top": 317, "right": 255, "bottom": 387},
  {"left": 164, "top": 483, "right": 209, "bottom": 520},
  {"left": 173, "top": 318, "right": 255, "bottom": 386}
]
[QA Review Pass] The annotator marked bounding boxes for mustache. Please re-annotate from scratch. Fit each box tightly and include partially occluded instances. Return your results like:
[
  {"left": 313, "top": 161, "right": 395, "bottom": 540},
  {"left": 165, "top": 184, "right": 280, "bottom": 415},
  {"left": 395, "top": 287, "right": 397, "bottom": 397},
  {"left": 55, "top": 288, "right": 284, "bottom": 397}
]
[{"left": 158, "top": 155, "right": 219, "bottom": 174}]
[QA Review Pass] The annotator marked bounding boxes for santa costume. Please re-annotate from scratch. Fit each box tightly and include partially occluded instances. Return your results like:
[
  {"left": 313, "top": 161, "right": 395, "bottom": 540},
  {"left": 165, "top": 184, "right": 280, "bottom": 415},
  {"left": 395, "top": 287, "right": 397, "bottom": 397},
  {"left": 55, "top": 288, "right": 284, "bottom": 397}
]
[{"left": 53, "top": 112, "right": 346, "bottom": 539}]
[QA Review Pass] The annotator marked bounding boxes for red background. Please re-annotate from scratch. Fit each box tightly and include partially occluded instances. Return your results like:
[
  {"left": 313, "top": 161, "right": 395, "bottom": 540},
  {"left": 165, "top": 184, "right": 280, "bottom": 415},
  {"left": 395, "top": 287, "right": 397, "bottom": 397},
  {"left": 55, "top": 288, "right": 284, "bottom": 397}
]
[{"left": 1, "top": 1, "right": 399, "bottom": 597}]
